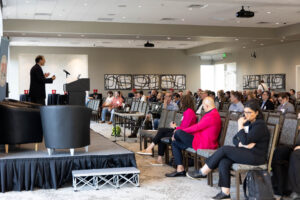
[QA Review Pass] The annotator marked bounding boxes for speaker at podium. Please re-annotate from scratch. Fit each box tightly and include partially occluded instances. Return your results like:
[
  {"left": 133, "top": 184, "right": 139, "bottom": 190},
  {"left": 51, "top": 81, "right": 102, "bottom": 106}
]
[{"left": 64, "top": 78, "right": 90, "bottom": 106}]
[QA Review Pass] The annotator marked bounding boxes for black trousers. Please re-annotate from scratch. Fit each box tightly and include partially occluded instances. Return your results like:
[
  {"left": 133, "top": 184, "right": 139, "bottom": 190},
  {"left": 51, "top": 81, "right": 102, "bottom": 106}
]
[
  {"left": 30, "top": 97, "right": 45, "bottom": 105},
  {"left": 171, "top": 129, "right": 194, "bottom": 165},
  {"left": 205, "top": 146, "right": 265, "bottom": 188},
  {"left": 272, "top": 146, "right": 300, "bottom": 195},
  {"left": 152, "top": 128, "right": 174, "bottom": 156}
]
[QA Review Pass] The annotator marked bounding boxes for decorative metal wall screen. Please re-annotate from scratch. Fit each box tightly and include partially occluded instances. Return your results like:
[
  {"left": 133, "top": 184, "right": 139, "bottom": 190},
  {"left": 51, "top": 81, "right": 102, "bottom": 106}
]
[
  {"left": 104, "top": 74, "right": 132, "bottom": 90},
  {"left": 133, "top": 74, "right": 160, "bottom": 90},
  {"left": 104, "top": 74, "right": 186, "bottom": 90},
  {"left": 243, "top": 74, "right": 285, "bottom": 90}
]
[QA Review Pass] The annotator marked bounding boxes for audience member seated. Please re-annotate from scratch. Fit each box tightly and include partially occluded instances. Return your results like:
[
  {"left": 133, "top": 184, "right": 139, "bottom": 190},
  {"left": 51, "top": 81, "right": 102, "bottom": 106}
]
[
  {"left": 217, "top": 90, "right": 226, "bottom": 110},
  {"left": 137, "top": 90, "right": 147, "bottom": 102},
  {"left": 208, "top": 91, "right": 219, "bottom": 110},
  {"left": 137, "top": 95, "right": 197, "bottom": 165},
  {"left": 260, "top": 91, "right": 275, "bottom": 110},
  {"left": 100, "top": 91, "right": 123, "bottom": 124},
  {"left": 178, "top": 90, "right": 183, "bottom": 97},
  {"left": 196, "top": 90, "right": 208, "bottom": 114},
  {"left": 289, "top": 89, "right": 296, "bottom": 105},
  {"left": 148, "top": 90, "right": 158, "bottom": 102},
  {"left": 152, "top": 92, "right": 179, "bottom": 129},
  {"left": 165, "top": 97, "right": 221, "bottom": 177},
  {"left": 100, "top": 91, "right": 114, "bottom": 123},
  {"left": 224, "top": 91, "right": 231, "bottom": 103},
  {"left": 271, "top": 131, "right": 300, "bottom": 199},
  {"left": 173, "top": 93, "right": 181, "bottom": 107},
  {"left": 277, "top": 92, "right": 295, "bottom": 113},
  {"left": 228, "top": 91, "right": 244, "bottom": 113},
  {"left": 156, "top": 92, "right": 164, "bottom": 103},
  {"left": 187, "top": 100, "right": 270, "bottom": 200}
]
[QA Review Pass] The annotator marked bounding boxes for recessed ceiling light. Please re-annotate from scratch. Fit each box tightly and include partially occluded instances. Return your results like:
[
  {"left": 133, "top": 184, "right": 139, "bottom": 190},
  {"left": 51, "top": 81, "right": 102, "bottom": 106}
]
[
  {"left": 138, "top": 5, "right": 142, "bottom": 8},
  {"left": 181, "top": 18, "right": 185, "bottom": 21},
  {"left": 260, "top": 43, "right": 264, "bottom": 46},
  {"left": 167, "top": 37, "right": 171, "bottom": 40},
  {"left": 188, "top": 7, "right": 193, "bottom": 11},
  {"left": 242, "top": 46, "right": 246, "bottom": 48},
  {"left": 280, "top": 40, "right": 284, "bottom": 42},
  {"left": 187, "top": 37, "right": 191, "bottom": 40},
  {"left": 122, "top": 16, "right": 126, "bottom": 19},
  {"left": 266, "top": 11, "right": 271, "bottom": 14},
  {"left": 57, "top": 34, "right": 62, "bottom": 37},
  {"left": 80, "top": 34, "right": 85, "bottom": 37},
  {"left": 235, "top": 38, "right": 239, "bottom": 41},
  {"left": 275, "top": 22, "right": 280, "bottom": 25}
]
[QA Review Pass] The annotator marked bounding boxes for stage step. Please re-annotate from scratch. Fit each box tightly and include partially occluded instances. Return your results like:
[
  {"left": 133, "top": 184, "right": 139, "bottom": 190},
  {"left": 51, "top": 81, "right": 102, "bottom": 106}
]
[{"left": 72, "top": 167, "right": 140, "bottom": 191}]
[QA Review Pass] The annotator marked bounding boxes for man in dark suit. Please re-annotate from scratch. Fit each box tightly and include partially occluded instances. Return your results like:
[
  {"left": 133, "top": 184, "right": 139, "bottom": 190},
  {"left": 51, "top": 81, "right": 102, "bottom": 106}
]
[
  {"left": 260, "top": 91, "right": 275, "bottom": 110},
  {"left": 29, "top": 55, "right": 56, "bottom": 105}
]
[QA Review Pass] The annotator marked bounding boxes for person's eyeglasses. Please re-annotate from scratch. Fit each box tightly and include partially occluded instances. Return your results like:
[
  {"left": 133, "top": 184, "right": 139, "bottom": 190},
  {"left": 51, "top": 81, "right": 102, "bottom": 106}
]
[{"left": 244, "top": 111, "right": 253, "bottom": 115}]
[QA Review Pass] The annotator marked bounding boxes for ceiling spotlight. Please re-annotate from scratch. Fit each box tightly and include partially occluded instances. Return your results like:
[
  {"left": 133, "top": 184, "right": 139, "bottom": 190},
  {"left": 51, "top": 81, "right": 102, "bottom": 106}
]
[
  {"left": 188, "top": 7, "right": 193, "bottom": 11},
  {"left": 242, "top": 46, "right": 246, "bottom": 48},
  {"left": 122, "top": 16, "right": 126, "bottom": 19},
  {"left": 138, "top": 5, "right": 142, "bottom": 8},
  {"left": 280, "top": 40, "right": 284, "bottom": 42},
  {"left": 235, "top": 38, "right": 239, "bottom": 41},
  {"left": 187, "top": 37, "right": 191, "bottom": 40},
  {"left": 181, "top": 18, "right": 185, "bottom": 21},
  {"left": 266, "top": 11, "right": 271, "bottom": 14},
  {"left": 80, "top": 34, "right": 85, "bottom": 37},
  {"left": 260, "top": 43, "right": 264, "bottom": 46},
  {"left": 57, "top": 34, "right": 62, "bottom": 37},
  {"left": 167, "top": 37, "right": 171, "bottom": 40}
]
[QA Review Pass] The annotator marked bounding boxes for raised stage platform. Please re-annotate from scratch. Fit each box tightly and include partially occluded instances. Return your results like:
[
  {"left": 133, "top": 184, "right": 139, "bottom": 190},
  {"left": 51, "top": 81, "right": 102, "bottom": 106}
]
[{"left": 0, "top": 131, "right": 137, "bottom": 192}]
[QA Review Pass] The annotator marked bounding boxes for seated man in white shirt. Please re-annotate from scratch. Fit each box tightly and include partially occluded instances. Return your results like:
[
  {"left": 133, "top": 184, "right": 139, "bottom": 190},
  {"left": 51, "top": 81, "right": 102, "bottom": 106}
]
[{"left": 100, "top": 91, "right": 114, "bottom": 123}]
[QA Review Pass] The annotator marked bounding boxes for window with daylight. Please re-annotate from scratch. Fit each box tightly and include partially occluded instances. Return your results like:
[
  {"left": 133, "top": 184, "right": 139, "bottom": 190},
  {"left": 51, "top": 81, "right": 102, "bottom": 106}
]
[{"left": 200, "top": 63, "right": 236, "bottom": 92}]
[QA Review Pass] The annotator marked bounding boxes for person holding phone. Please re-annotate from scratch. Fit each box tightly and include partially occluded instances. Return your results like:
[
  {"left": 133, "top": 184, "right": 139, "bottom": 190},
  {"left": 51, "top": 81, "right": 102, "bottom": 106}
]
[
  {"left": 29, "top": 55, "right": 56, "bottom": 105},
  {"left": 187, "top": 100, "right": 270, "bottom": 200},
  {"left": 137, "top": 95, "right": 197, "bottom": 165}
]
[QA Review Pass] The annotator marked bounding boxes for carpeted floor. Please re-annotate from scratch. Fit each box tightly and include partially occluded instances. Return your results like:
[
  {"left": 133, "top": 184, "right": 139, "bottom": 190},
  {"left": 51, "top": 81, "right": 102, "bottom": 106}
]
[{"left": 0, "top": 122, "right": 284, "bottom": 200}]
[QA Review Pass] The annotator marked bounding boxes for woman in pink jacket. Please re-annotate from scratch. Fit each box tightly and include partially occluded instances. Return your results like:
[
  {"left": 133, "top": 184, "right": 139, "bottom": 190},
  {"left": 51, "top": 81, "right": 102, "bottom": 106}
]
[
  {"left": 166, "top": 97, "right": 221, "bottom": 177},
  {"left": 137, "top": 95, "right": 197, "bottom": 165}
]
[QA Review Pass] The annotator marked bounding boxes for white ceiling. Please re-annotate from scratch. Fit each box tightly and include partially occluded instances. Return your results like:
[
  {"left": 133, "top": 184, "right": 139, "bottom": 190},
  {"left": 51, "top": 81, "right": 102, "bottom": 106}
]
[{"left": 2, "top": 0, "right": 300, "bottom": 27}]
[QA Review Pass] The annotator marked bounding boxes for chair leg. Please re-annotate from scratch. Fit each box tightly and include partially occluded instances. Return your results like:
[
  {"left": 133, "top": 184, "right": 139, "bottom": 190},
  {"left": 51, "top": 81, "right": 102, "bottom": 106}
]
[
  {"left": 139, "top": 134, "right": 142, "bottom": 150},
  {"left": 235, "top": 171, "right": 240, "bottom": 200},
  {"left": 208, "top": 172, "right": 213, "bottom": 187},
  {"left": 194, "top": 153, "right": 198, "bottom": 170},
  {"left": 5, "top": 144, "right": 8, "bottom": 153},
  {"left": 165, "top": 144, "right": 170, "bottom": 164},
  {"left": 144, "top": 137, "right": 148, "bottom": 149},
  {"left": 70, "top": 148, "right": 75, "bottom": 156},
  {"left": 35, "top": 143, "right": 38, "bottom": 152}
]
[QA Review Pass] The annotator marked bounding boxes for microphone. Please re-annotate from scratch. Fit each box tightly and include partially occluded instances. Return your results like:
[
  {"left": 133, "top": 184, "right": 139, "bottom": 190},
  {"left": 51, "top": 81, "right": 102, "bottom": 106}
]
[{"left": 63, "top": 69, "right": 70, "bottom": 75}]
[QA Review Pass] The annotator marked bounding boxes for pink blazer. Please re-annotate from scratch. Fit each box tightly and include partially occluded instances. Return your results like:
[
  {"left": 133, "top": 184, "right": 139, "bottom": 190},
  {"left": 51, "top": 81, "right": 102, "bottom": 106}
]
[
  {"left": 176, "top": 108, "right": 197, "bottom": 130},
  {"left": 183, "top": 108, "right": 221, "bottom": 150}
]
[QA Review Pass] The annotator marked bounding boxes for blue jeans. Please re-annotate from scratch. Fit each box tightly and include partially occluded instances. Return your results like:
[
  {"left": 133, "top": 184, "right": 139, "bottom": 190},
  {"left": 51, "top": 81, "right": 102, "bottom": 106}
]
[
  {"left": 172, "top": 129, "right": 194, "bottom": 166},
  {"left": 101, "top": 108, "right": 115, "bottom": 122},
  {"left": 154, "top": 118, "right": 159, "bottom": 130}
]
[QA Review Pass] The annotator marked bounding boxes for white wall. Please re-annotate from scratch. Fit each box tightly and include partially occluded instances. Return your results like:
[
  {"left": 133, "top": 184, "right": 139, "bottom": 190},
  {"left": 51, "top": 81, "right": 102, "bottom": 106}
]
[
  {"left": 8, "top": 53, "right": 88, "bottom": 99},
  {"left": 8, "top": 47, "right": 201, "bottom": 99}
]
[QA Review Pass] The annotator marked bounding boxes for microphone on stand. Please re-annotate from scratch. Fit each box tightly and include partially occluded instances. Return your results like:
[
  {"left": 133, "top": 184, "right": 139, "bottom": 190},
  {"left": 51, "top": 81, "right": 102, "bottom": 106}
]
[{"left": 63, "top": 69, "right": 70, "bottom": 78}]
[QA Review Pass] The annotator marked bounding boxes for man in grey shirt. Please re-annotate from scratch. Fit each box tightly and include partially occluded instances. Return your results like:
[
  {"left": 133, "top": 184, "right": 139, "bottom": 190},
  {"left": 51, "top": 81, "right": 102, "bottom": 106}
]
[
  {"left": 229, "top": 91, "right": 244, "bottom": 113},
  {"left": 164, "top": 92, "right": 179, "bottom": 111},
  {"left": 278, "top": 93, "right": 295, "bottom": 113}
]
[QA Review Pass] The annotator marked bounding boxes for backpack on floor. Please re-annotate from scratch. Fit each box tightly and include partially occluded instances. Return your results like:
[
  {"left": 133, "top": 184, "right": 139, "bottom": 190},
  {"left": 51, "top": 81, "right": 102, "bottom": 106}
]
[{"left": 243, "top": 170, "right": 275, "bottom": 200}]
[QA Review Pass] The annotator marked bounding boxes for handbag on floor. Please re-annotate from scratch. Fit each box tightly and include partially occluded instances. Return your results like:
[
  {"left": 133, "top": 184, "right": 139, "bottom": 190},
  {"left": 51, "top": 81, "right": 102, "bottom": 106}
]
[{"left": 243, "top": 170, "right": 275, "bottom": 200}]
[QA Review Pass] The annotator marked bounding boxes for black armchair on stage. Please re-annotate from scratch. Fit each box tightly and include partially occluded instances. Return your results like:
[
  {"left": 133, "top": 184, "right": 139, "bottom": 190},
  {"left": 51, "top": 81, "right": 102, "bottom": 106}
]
[
  {"left": 0, "top": 101, "right": 43, "bottom": 153},
  {"left": 40, "top": 105, "right": 91, "bottom": 156}
]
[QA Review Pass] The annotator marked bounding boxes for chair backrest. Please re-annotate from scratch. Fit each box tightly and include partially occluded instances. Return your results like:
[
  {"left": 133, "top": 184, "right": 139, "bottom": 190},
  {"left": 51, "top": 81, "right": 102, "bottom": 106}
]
[
  {"left": 130, "top": 100, "right": 137, "bottom": 111},
  {"left": 262, "top": 111, "right": 269, "bottom": 122},
  {"left": 222, "top": 102, "right": 230, "bottom": 111},
  {"left": 138, "top": 101, "right": 148, "bottom": 113},
  {"left": 218, "top": 117, "right": 228, "bottom": 146},
  {"left": 267, "top": 111, "right": 282, "bottom": 125},
  {"left": 158, "top": 109, "right": 168, "bottom": 129},
  {"left": 86, "top": 100, "right": 93, "bottom": 109},
  {"left": 223, "top": 119, "right": 239, "bottom": 146},
  {"left": 126, "top": 98, "right": 133, "bottom": 106},
  {"left": 267, "top": 124, "right": 280, "bottom": 172},
  {"left": 174, "top": 112, "right": 183, "bottom": 127},
  {"left": 93, "top": 100, "right": 100, "bottom": 111},
  {"left": 132, "top": 100, "right": 140, "bottom": 111},
  {"left": 163, "top": 110, "right": 177, "bottom": 128},
  {"left": 279, "top": 117, "right": 299, "bottom": 145},
  {"left": 229, "top": 111, "right": 242, "bottom": 120},
  {"left": 219, "top": 111, "right": 228, "bottom": 118}
]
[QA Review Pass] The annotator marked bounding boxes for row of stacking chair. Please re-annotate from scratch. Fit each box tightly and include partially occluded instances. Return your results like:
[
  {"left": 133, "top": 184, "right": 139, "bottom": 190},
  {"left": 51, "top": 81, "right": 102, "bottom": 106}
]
[{"left": 87, "top": 99, "right": 101, "bottom": 121}]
